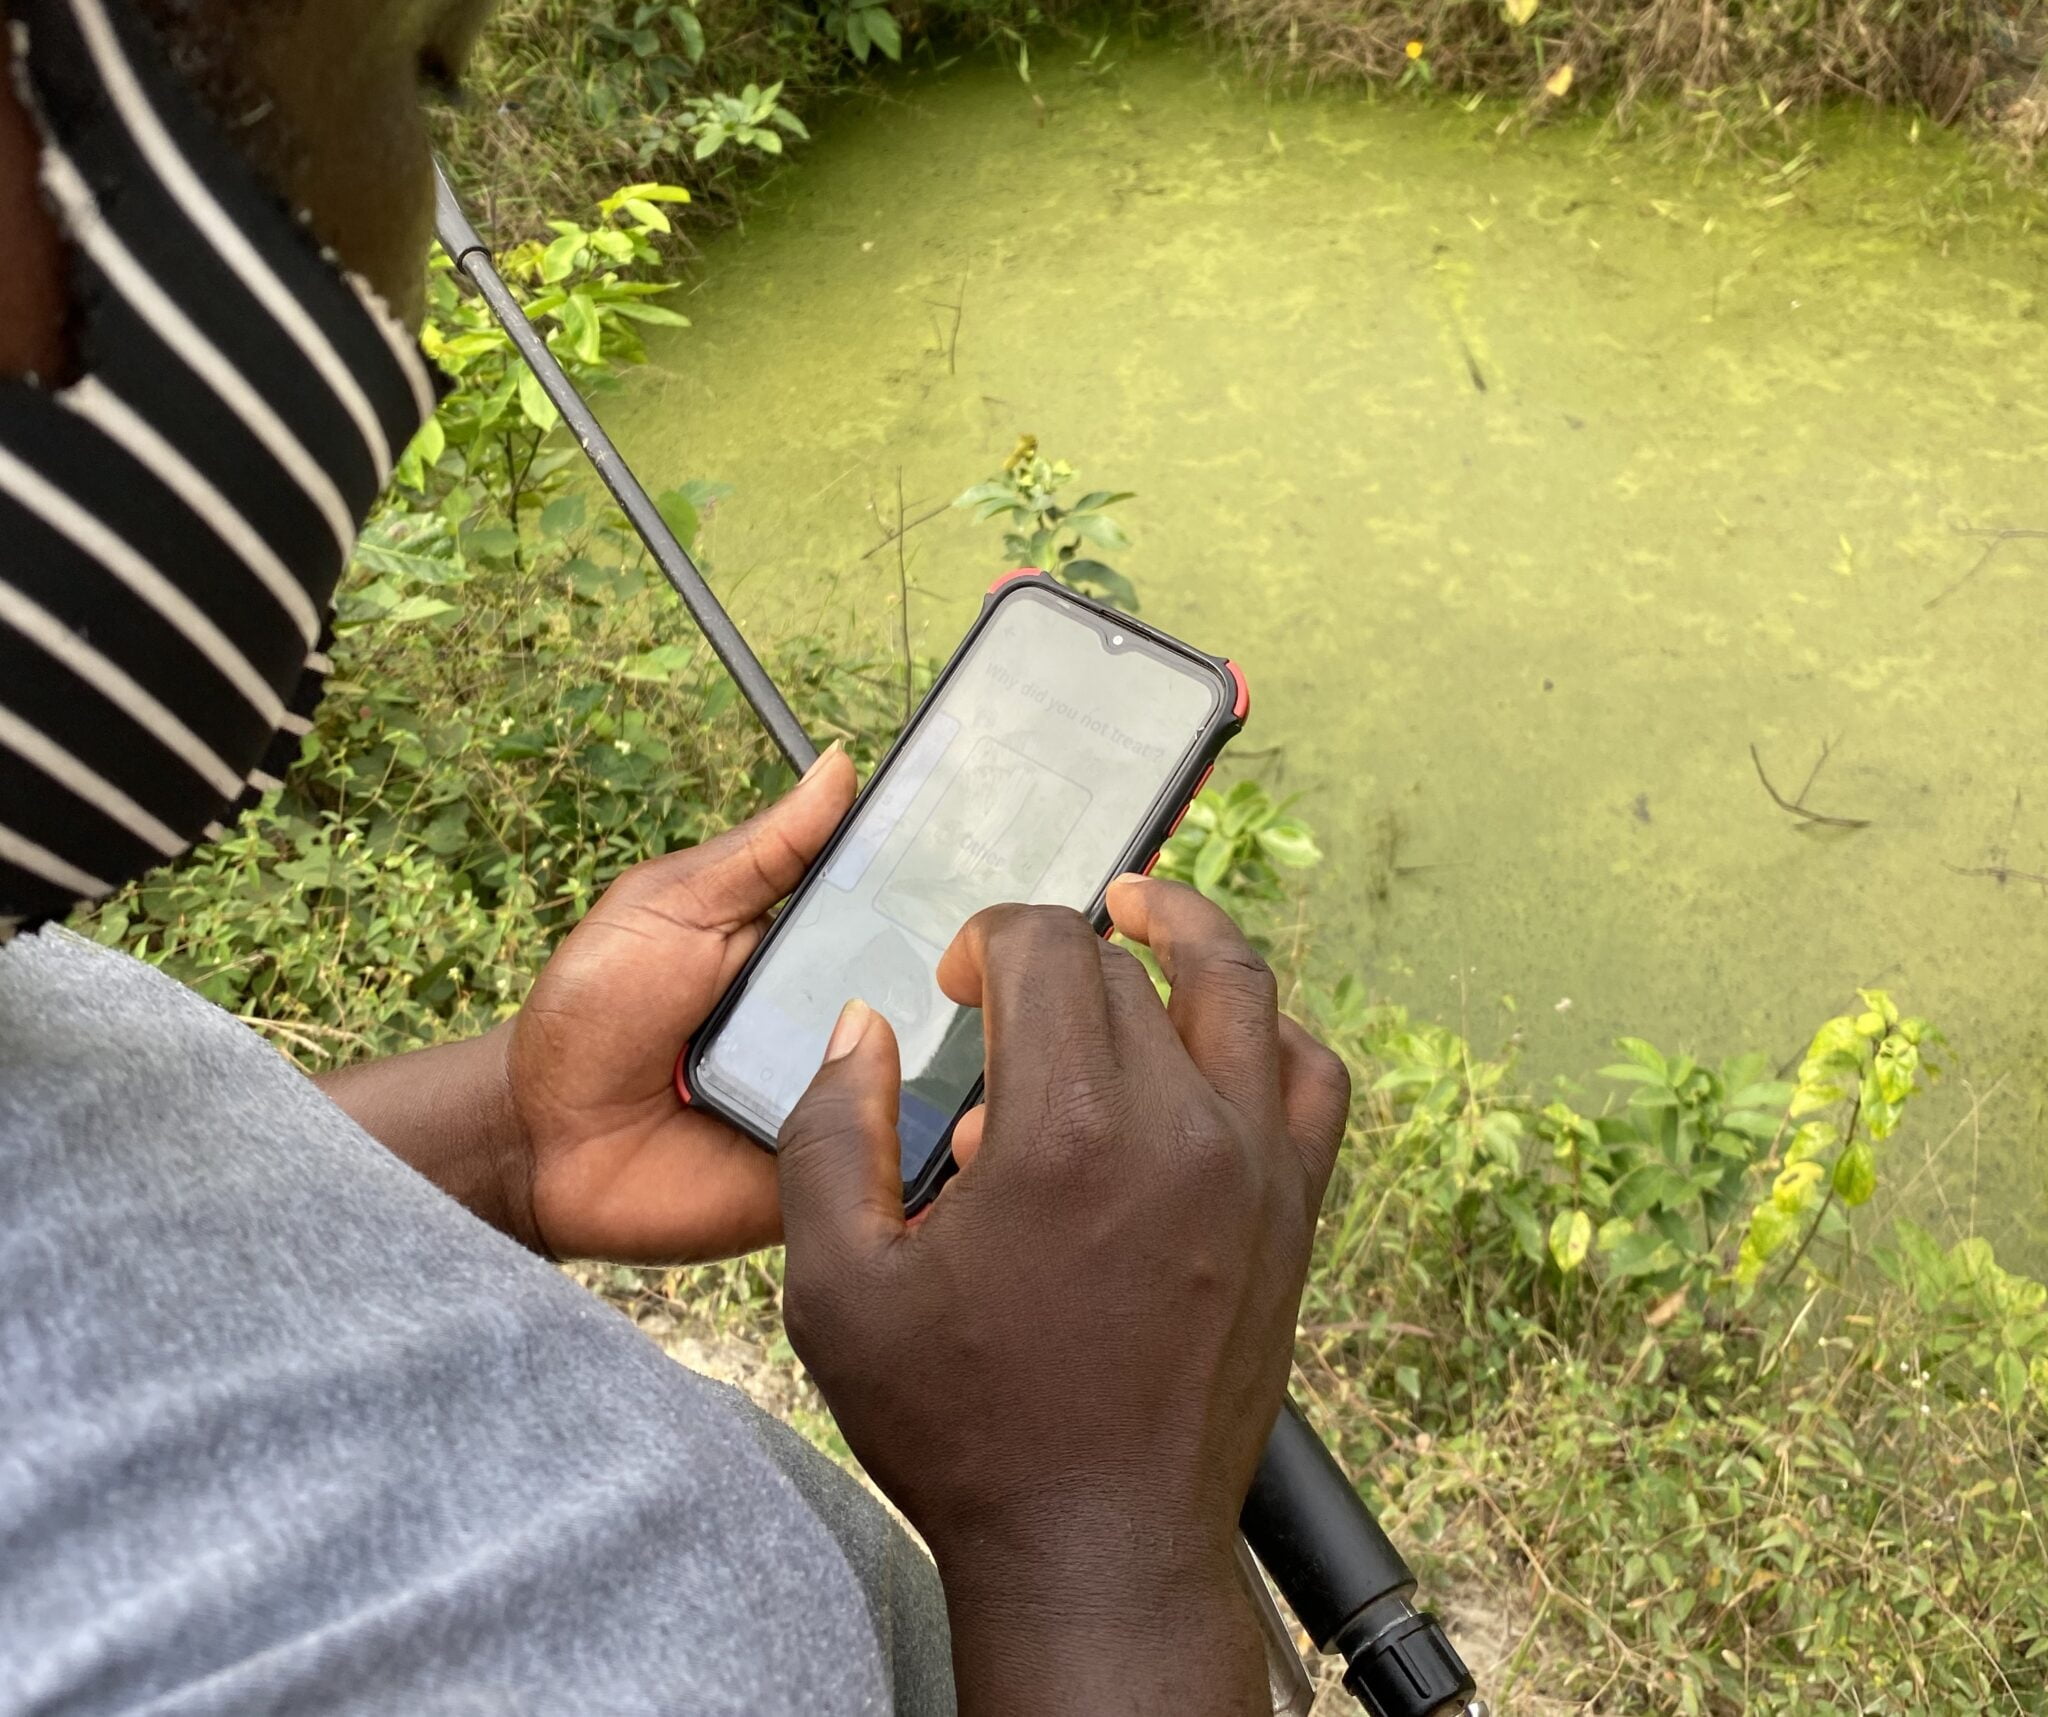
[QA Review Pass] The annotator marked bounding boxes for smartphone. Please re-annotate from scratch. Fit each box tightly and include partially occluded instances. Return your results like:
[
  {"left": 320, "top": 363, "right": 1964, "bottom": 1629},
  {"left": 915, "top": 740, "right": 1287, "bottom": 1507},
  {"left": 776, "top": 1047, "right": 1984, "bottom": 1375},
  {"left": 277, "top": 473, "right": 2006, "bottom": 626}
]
[{"left": 680, "top": 570, "right": 1248, "bottom": 1210}]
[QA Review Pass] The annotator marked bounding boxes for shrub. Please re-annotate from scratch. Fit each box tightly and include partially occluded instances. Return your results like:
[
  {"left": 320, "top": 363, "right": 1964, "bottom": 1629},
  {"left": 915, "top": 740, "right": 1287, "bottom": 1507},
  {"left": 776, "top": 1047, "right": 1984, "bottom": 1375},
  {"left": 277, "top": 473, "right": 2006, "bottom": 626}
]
[{"left": 1295, "top": 987, "right": 2048, "bottom": 1713}]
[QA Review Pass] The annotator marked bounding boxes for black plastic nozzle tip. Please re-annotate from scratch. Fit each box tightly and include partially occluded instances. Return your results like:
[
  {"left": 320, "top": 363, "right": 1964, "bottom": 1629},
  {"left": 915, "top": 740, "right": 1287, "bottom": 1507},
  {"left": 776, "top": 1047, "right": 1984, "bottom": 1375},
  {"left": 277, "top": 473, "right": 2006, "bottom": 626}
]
[{"left": 1340, "top": 1610, "right": 1475, "bottom": 1717}]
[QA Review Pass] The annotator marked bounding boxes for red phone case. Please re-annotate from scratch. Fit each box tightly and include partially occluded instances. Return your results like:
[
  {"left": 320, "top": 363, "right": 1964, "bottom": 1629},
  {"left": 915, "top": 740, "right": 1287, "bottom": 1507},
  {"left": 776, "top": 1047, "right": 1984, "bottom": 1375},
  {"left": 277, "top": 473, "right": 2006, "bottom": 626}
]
[{"left": 675, "top": 570, "right": 1248, "bottom": 1210}]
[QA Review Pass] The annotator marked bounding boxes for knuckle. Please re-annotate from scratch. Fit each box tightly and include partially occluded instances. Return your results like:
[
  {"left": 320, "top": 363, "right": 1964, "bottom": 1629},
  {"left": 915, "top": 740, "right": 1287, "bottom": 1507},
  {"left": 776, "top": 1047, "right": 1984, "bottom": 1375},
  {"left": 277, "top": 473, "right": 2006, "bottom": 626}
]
[
  {"left": 968, "top": 901, "right": 1093, "bottom": 966},
  {"left": 774, "top": 1100, "right": 825, "bottom": 1157},
  {"left": 1097, "top": 941, "right": 1159, "bottom": 998},
  {"left": 773, "top": 1099, "right": 850, "bottom": 1185},
  {"left": 959, "top": 900, "right": 1018, "bottom": 940},
  {"left": 1015, "top": 902, "right": 1096, "bottom": 949},
  {"left": 1306, "top": 1039, "right": 1352, "bottom": 1109},
  {"left": 592, "top": 858, "right": 661, "bottom": 917},
  {"left": 1204, "top": 943, "right": 1278, "bottom": 1010},
  {"left": 1163, "top": 1095, "right": 1248, "bottom": 1176}
]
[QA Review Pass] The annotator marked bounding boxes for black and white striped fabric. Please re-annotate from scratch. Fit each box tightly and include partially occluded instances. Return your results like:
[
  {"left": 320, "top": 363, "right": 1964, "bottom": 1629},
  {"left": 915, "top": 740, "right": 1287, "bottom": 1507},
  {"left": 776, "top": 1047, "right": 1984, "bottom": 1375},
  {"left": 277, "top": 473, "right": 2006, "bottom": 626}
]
[{"left": 0, "top": 0, "right": 438, "bottom": 938}]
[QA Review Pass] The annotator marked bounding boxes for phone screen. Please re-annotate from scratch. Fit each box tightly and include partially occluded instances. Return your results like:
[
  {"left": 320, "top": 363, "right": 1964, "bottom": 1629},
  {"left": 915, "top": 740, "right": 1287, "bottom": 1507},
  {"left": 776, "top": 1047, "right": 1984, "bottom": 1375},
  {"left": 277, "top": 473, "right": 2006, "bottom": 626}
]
[{"left": 693, "top": 584, "right": 1225, "bottom": 1184}]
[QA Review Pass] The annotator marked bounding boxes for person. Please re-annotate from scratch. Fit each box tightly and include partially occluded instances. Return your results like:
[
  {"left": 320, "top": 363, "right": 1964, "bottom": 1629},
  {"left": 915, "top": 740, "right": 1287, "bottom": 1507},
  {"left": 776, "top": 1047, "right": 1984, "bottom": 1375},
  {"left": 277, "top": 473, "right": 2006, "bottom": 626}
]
[{"left": 0, "top": 0, "right": 1352, "bottom": 1711}]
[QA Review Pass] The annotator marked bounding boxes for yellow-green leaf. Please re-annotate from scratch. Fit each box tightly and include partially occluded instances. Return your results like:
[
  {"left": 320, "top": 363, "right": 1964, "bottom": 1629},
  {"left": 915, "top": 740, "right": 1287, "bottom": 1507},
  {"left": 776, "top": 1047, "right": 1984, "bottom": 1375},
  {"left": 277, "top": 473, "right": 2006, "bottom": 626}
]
[
  {"left": 1832, "top": 1139, "right": 1877, "bottom": 1206},
  {"left": 384, "top": 594, "right": 459, "bottom": 624},
  {"left": 516, "top": 366, "right": 560, "bottom": 433},
  {"left": 1994, "top": 1350, "right": 2027, "bottom": 1413},
  {"left": 1549, "top": 1207, "right": 1593, "bottom": 1272},
  {"left": 1771, "top": 1159, "right": 1824, "bottom": 1214},
  {"left": 540, "top": 230, "right": 585, "bottom": 284}
]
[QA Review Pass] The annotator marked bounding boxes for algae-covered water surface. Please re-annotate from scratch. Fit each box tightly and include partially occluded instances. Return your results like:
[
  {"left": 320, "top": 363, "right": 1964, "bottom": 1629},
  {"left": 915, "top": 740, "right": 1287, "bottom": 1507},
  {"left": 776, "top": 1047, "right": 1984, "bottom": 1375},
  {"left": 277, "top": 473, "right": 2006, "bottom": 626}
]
[{"left": 616, "top": 51, "right": 2048, "bottom": 1250}]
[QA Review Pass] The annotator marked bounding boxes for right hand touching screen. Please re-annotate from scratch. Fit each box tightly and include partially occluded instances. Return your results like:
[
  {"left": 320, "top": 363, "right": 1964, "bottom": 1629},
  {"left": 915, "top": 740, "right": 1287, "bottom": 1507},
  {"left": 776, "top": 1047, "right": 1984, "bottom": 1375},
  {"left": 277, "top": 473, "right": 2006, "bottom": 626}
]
[{"left": 776, "top": 875, "right": 1352, "bottom": 1716}]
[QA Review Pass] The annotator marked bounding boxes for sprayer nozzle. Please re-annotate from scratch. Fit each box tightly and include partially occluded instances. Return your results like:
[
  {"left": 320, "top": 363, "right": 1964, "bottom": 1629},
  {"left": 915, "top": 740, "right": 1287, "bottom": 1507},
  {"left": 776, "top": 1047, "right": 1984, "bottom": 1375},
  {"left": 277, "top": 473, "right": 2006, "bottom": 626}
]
[{"left": 1339, "top": 1609, "right": 1474, "bottom": 1717}]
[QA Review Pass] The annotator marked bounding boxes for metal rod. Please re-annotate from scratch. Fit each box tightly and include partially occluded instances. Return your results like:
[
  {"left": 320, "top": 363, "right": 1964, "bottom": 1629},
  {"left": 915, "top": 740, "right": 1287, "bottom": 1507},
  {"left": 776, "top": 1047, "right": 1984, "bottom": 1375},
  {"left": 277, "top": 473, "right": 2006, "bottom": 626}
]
[
  {"left": 1237, "top": 1536, "right": 1317, "bottom": 1716},
  {"left": 432, "top": 164, "right": 817, "bottom": 774}
]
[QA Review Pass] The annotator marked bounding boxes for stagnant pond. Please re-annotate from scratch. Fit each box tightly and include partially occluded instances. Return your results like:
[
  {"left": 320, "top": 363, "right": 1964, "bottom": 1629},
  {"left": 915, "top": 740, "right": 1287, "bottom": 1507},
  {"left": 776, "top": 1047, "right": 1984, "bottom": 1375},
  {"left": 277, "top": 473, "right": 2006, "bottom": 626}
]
[{"left": 614, "top": 49, "right": 2048, "bottom": 1256}]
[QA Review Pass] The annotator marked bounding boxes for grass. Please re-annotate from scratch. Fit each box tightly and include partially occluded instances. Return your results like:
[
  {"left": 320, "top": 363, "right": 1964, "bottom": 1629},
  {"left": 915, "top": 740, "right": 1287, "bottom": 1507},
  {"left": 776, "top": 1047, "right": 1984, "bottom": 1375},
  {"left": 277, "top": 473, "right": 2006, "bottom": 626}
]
[
  {"left": 1283, "top": 1001, "right": 2048, "bottom": 1713},
  {"left": 1209, "top": 0, "right": 2048, "bottom": 163},
  {"left": 437, "top": 0, "right": 828, "bottom": 240}
]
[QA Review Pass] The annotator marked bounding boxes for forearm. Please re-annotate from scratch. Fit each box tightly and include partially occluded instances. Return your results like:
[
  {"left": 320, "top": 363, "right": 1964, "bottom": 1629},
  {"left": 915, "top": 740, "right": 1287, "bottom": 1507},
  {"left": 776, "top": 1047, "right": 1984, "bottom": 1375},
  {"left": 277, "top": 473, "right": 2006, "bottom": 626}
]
[
  {"left": 314, "top": 1023, "right": 541, "bottom": 1251},
  {"left": 936, "top": 1539, "right": 1266, "bottom": 1717}
]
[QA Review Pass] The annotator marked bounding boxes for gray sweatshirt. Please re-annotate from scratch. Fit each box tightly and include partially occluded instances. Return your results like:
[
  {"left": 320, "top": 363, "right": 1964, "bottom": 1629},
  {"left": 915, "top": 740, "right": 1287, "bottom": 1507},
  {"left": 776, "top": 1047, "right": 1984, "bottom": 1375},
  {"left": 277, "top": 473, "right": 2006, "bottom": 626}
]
[{"left": 0, "top": 927, "right": 954, "bottom": 1715}]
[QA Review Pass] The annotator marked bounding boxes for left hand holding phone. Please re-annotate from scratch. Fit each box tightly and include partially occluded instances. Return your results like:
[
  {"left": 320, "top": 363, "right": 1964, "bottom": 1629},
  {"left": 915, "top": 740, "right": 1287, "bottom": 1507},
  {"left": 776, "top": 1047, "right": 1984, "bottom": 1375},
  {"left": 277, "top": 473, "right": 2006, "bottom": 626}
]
[{"left": 317, "top": 743, "right": 857, "bottom": 1262}]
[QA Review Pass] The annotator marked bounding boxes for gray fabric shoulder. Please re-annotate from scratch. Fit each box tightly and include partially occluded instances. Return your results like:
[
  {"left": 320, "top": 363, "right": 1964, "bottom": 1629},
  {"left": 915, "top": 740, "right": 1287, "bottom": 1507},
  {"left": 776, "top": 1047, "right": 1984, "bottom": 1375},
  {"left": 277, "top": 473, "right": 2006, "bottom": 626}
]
[
  {"left": 739, "top": 1410, "right": 954, "bottom": 1716},
  {"left": 0, "top": 928, "right": 952, "bottom": 1717}
]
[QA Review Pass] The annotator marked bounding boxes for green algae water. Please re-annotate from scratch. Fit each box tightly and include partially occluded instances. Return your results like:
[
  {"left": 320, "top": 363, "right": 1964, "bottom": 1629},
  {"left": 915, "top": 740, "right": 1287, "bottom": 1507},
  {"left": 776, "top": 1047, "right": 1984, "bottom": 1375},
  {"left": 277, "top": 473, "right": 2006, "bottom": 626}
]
[{"left": 616, "top": 51, "right": 2048, "bottom": 1254}]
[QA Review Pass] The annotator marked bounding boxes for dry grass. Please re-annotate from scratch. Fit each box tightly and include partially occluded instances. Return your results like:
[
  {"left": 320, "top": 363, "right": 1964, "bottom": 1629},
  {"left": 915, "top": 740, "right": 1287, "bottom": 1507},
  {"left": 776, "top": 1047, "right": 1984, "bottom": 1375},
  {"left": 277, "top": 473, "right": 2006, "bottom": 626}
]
[{"left": 1208, "top": 0, "right": 2048, "bottom": 150}]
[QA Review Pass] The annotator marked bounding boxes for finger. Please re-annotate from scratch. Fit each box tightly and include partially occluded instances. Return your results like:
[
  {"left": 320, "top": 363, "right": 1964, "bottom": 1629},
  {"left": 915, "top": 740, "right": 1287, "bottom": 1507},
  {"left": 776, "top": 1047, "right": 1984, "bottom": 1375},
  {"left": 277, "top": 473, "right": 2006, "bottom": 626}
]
[
  {"left": 534, "top": 1116, "right": 783, "bottom": 1264},
  {"left": 1104, "top": 874, "right": 1281, "bottom": 1122},
  {"left": 934, "top": 904, "right": 1115, "bottom": 1108},
  {"left": 935, "top": 945, "right": 1172, "bottom": 1182},
  {"left": 937, "top": 902, "right": 1107, "bottom": 1014},
  {"left": 1095, "top": 937, "right": 1188, "bottom": 1062},
  {"left": 947, "top": 1104, "right": 985, "bottom": 1170},
  {"left": 1278, "top": 1015, "right": 1351, "bottom": 1199},
  {"left": 777, "top": 1000, "right": 906, "bottom": 1267},
  {"left": 711, "top": 914, "right": 769, "bottom": 993},
  {"left": 612, "top": 742, "right": 856, "bottom": 932},
  {"left": 942, "top": 1106, "right": 983, "bottom": 1180}
]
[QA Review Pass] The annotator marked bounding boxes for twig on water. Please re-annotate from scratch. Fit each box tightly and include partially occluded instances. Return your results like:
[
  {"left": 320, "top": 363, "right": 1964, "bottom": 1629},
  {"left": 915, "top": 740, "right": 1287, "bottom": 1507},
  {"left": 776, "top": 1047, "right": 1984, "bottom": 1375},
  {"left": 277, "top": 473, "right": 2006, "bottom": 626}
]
[
  {"left": 859, "top": 499, "right": 950, "bottom": 561},
  {"left": 1750, "top": 739, "right": 1870, "bottom": 831},
  {"left": 923, "top": 274, "right": 966, "bottom": 376},
  {"left": 1945, "top": 787, "right": 2046, "bottom": 890},
  {"left": 1945, "top": 862, "right": 2048, "bottom": 892},
  {"left": 1924, "top": 525, "right": 2048, "bottom": 610}
]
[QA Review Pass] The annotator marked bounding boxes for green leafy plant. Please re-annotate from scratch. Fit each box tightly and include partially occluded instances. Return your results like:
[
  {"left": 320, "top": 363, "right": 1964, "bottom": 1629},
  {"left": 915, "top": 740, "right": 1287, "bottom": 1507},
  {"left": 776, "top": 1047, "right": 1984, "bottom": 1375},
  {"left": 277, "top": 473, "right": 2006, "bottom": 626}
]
[
  {"left": 1297, "top": 990, "right": 2045, "bottom": 1713},
  {"left": 411, "top": 183, "right": 693, "bottom": 552},
  {"left": 588, "top": 1, "right": 706, "bottom": 104},
  {"left": 680, "top": 81, "right": 810, "bottom": 160},
  {"left": 1155, "top": 780, "right": 1322, "bottom": 901},
  {"left": 1733, "top": 989, "right": 1938, "bottom": 1289},
  {"left": 953, "top": 435, "right": 1139, "bottom": 612},
  {"left": 819, "top": 0, "right": 903, "bottom": 63},
  {"left": 1320, "top": 988, "right": 1952, "bottom": 1361},
  {"left": 1879, "top": 1219, "right": 2048, "bottom": 1413}
]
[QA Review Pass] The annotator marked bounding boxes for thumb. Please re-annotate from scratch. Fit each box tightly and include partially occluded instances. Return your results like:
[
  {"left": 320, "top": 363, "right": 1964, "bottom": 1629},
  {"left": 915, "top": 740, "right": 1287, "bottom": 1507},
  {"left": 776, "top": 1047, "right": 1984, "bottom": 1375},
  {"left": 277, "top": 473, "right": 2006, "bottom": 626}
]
[
  {"left": 613, "top": 742, "right": 856, "bottom": 932},
  {"left": 777, "top": 1000, "right": 906, "bottom": 1267}
]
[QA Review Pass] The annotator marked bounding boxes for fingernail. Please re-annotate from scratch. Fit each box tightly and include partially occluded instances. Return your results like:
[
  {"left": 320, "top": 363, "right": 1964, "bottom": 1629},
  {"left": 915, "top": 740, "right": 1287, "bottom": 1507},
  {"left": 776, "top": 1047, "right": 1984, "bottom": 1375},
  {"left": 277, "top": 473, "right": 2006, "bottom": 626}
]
[
  {"left": 799, "top": 740, "right": 845, "bottom": 786},
  {"left": 823, "top": 998, "right": 871, "bottom": 1063}
]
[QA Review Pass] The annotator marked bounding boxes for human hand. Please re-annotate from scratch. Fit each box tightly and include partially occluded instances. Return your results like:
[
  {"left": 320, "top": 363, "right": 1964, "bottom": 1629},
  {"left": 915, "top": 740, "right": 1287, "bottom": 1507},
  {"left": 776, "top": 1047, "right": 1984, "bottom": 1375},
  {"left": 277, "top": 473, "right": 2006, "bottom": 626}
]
[
  {"left": 500, "top": 744, "right": 857, "bottom": 1261},
  {"left": 775, "top": 877, "right": 1351, "bottom": 1715}
]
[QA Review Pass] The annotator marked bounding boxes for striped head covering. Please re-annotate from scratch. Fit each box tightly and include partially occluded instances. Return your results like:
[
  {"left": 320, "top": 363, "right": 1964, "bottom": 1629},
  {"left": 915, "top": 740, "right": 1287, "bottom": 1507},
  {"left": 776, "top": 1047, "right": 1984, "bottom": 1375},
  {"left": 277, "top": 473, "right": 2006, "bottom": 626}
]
[{"left": 1, "top": 0, "right": 439, "bottom": 939}]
